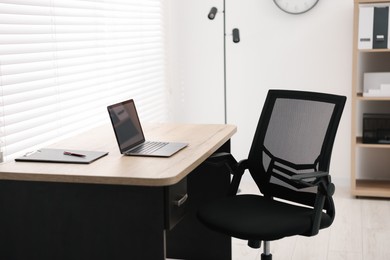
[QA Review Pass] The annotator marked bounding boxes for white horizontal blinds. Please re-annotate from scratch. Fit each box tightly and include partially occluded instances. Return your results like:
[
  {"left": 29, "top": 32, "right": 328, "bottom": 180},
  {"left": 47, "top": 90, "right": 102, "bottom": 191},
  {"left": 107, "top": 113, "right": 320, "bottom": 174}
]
[
  {"left": 0, "top": 0, "right": 58, "bottom": 157},
  {"left": 0, "top": 0, "right": 167, "bottom": 158}
]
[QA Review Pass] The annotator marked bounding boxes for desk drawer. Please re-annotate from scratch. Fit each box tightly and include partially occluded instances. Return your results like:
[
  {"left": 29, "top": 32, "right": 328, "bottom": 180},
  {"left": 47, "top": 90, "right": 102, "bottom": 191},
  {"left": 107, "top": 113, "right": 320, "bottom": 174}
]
[{"left": 165, "top": 178, "right": 188, "bottom": 230}]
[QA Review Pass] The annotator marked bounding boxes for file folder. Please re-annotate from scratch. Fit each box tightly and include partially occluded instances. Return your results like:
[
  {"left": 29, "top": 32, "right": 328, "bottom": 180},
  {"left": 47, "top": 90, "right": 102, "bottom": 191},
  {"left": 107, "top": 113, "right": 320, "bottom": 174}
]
[
  {"left": 373, "top": 6, "right": 389, "bottom": 49},
  {"left": 15, "top": 148, "right": 108, "bottom": 164},
  {"left": 358, "top": 5, "right": 374, "bottom": 49}
]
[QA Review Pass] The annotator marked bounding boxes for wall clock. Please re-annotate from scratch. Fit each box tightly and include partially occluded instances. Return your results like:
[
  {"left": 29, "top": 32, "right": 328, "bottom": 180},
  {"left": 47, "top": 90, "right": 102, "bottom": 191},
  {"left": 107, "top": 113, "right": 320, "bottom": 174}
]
[{"left": 273, "top": 0, "right": 319, "bottom": 15}]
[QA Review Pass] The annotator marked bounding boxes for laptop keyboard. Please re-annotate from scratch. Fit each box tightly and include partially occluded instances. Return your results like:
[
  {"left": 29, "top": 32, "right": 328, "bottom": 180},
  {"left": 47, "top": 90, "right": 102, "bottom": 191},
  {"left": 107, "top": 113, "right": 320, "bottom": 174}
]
[{"left": 128, "top": 141, "right": 169, "bottom": 155}]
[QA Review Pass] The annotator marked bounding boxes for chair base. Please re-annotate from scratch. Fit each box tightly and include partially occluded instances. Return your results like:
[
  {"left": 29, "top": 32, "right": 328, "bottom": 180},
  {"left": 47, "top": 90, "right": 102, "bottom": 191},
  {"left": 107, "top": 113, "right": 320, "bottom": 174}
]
[{"left": 261, "top": 253, "right": 272, "bottom": 260}]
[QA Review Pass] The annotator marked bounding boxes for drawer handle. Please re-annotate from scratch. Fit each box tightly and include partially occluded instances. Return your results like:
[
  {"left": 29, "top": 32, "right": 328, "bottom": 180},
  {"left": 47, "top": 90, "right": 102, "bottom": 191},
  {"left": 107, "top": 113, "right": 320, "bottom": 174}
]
[{"left": 174, "top": 194, "right": 188, "bottom": 207}]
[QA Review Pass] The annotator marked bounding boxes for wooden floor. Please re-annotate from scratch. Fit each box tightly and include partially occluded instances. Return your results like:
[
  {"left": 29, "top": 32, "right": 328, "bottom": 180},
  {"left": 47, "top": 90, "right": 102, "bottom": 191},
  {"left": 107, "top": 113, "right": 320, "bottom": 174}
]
[{"left": 231, "top": 177, "right": 390, "bottom": 260}]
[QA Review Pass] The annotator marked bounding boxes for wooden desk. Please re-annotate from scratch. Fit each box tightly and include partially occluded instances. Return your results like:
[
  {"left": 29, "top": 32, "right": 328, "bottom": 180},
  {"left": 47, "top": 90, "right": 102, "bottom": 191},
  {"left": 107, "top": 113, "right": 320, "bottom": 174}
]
[{"left": 0, "top": 123, "right": 236, "bottom": 260}]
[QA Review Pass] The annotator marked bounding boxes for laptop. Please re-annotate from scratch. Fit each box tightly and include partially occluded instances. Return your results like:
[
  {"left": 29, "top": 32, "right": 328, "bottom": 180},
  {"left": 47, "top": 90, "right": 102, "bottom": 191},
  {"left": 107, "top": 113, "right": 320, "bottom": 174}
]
[{"left": 107, "top": 99, "right": 188, "bottom": 157}]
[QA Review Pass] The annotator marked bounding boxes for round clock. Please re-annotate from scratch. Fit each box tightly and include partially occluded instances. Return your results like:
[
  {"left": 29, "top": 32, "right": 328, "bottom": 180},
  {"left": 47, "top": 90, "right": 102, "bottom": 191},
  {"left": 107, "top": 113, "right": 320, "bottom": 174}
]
[{"left": 273, "top": 0, "right": 319, "bottom": 15}]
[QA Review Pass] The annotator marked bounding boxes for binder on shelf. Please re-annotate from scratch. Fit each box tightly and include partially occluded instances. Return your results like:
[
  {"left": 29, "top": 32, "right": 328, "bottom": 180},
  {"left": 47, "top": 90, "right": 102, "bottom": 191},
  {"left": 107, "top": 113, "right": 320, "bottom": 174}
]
[
  {"left": 358, "top": 5, "right": 374, "bottom": 49},
  {"left": 373, "top": 6, "right": 389, "bottom": 49}
]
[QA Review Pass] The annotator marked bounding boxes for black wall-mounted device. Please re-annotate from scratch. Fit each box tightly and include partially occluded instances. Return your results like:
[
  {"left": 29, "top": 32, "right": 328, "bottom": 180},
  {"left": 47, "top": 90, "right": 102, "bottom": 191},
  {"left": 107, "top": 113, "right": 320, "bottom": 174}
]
[
  {"left": 232, "top": 28, "right": 240, "bottom": 43},
  {"left": 208, "top": 7, "right": 218, "bottom": 20}
]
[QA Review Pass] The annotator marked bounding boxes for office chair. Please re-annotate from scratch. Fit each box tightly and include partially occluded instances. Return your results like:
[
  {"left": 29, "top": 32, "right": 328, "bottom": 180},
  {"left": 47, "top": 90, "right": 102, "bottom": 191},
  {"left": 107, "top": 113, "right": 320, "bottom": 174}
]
[{"left": 197, "top": 90, "right": 346, "bottom": 259}]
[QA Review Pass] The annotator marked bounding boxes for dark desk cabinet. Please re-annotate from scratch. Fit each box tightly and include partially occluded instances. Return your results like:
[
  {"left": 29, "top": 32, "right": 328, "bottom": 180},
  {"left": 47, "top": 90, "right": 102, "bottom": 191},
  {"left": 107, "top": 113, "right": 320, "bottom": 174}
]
[
  {"left": 0, "top": 180, "right": 167, "bottom": 259},
  {"left": 0, "top": 145, "right": 231, "bottom": 260},
  {"left": 166, "top": 159, "right": 232, "bottom": 260}
]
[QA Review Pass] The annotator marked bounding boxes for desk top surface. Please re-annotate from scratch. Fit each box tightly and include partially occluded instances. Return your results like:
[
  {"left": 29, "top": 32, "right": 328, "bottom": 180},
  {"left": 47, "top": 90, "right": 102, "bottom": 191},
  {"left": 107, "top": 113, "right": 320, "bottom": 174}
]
[{"left": 0, "top": 123, "right": 236, "bottom": 186}]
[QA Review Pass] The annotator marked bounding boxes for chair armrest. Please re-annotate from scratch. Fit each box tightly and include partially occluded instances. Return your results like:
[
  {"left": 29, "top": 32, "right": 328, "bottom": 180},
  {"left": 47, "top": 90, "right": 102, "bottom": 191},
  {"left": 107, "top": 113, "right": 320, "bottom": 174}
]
[
  {"left": 205, "top": 152, "right": 238, "bottom": 174},
  {"left": 290, "top": 171, "right": 329, "bottom": 182},
  {"left": 228, "top": 159, "right": 249, "bottom": 195},
  {"left": 290, "top": 171, "right": 335, "bottom": 197},
  {"left": 206, "top": 152, "right": 249, "bottom": 196},
  {"left": 292, "top": 172, "right": 336, "bottom": 237}
]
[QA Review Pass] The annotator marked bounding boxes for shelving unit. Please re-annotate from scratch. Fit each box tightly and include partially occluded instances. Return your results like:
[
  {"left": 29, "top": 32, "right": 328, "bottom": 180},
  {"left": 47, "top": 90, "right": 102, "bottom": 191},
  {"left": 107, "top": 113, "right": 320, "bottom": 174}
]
[{"left": 351, "top": 0, "right": 390, "bottom": 197}]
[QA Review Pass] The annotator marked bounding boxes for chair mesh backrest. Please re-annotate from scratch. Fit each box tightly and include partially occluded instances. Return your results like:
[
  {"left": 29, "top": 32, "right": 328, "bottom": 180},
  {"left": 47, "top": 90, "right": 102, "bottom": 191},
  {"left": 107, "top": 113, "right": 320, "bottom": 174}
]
[{"left": 248, "top": 90, "right": 346, "bottom": 207}]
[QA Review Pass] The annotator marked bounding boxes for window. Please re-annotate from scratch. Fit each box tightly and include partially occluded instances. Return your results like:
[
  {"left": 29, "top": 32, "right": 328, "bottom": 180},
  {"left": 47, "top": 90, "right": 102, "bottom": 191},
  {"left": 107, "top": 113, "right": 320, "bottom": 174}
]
[{"left": 0, "top": 0, "right": 167, "bottom": 160}]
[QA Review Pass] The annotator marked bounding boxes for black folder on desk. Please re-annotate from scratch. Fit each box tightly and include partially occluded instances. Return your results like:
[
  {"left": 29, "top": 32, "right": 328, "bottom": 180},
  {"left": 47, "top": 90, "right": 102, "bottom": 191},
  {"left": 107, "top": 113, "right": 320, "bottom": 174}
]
[{"left": 15, "top": 148, "right": 108, "bottom": 164}]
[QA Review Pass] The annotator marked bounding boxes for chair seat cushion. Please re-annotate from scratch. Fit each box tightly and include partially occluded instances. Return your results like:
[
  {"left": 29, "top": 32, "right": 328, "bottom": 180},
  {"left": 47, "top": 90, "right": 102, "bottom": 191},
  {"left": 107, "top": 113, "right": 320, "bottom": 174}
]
[{"left": 197, "top": 194, "right": 332, "bottom": 241}]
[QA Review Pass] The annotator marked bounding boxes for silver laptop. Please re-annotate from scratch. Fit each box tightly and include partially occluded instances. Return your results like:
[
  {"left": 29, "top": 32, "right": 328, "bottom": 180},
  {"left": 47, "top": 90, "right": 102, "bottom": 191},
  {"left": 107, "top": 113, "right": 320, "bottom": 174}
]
[{"left": 107, "top": 99, "right": 188, "bottom": 157}]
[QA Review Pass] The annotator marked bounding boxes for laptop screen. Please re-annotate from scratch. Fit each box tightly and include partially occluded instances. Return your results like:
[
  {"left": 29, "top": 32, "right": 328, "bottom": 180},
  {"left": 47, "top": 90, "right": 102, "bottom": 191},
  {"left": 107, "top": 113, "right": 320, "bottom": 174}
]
[{"left": 107, "top": 99, "right": 145, "bottom": 153}]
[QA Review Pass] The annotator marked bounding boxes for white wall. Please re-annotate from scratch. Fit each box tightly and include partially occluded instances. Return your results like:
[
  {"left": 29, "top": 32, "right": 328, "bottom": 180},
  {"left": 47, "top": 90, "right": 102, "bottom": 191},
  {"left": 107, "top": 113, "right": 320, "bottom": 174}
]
[
  {"left": 167, "top": 0, "right": 354, "bottom": 182},
  {"left": 226, "top": 1, "right": 353, "bottom": 183},
  {"left": 166, "top": 0, "right": 225, "bottom": 124}
]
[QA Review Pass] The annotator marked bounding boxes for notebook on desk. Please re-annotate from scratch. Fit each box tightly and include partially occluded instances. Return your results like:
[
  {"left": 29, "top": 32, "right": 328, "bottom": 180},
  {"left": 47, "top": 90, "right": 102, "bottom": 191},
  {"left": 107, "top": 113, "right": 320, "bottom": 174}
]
[
  {"left": 15, "top": 148, "right": 108, "bottom": 164},
  {"left": 107, "top": 99, "right": 188, "bottom": 157}
]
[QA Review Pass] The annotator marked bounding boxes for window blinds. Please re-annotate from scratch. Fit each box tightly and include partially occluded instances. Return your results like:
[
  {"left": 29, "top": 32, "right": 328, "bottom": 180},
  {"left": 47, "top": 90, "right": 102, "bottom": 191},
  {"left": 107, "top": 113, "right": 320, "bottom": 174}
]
[{"left": 0, "top": 0, "right": 167, "bottom": 160}]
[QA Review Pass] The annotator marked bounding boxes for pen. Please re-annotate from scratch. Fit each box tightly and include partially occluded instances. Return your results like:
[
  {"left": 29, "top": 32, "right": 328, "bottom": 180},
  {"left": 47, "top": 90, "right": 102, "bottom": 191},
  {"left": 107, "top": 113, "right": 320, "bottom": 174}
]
[{"left": 63, "top": 151, "right": 86, "bottom": 158}]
